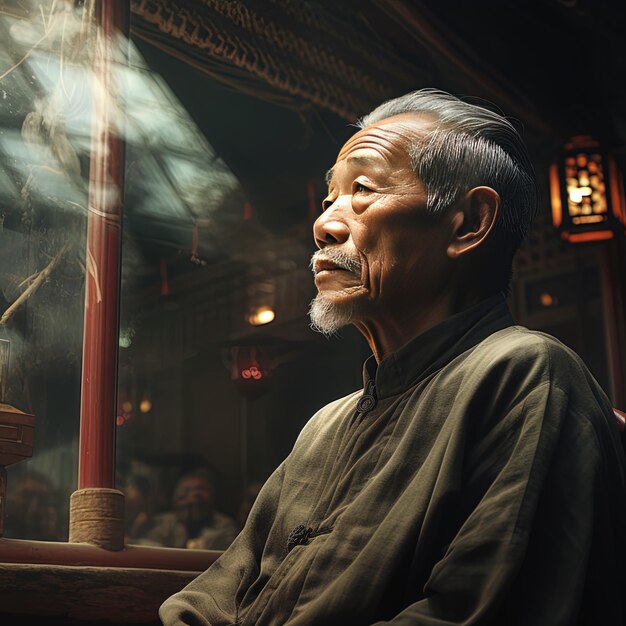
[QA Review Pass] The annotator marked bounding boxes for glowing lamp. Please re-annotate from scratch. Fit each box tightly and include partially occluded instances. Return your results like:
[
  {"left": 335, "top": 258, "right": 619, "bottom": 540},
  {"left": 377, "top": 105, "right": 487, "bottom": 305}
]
[
  {"left": 539, "top": 292, "right": 557, "bottom": 307},
  {"left": 550, "top": 135, "right": 626, "bottom": 243},
  {"left": 247, "top": 306, "right": 275, "bottom": 326},
  {"left": 139, "top": 398, "right": 152, "bottom": 413}
]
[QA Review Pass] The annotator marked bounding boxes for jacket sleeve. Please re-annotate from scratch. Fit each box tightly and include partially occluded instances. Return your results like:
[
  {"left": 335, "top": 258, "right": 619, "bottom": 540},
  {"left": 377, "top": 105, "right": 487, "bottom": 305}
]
[
  {"left": 159, "top": 462, "right": 286, "bottom": 626},
  {"left": 373, "top": 372, "right": 626, "bottom": 625}
]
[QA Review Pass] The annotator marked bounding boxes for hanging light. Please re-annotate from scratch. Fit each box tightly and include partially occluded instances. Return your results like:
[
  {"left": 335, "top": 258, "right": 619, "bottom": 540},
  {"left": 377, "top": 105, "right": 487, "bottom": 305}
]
[
  {"left": 246, "top": 279, "right": 276, "bottom": 326},
  {"left": 247, "top": 305, "right": 275, "bottom": 326},
  {"left": 139, "top": 391, "right": 152, "bottom": 414},
  {"left": 549, "top": 135, "right": 626, "bottom": 243}
]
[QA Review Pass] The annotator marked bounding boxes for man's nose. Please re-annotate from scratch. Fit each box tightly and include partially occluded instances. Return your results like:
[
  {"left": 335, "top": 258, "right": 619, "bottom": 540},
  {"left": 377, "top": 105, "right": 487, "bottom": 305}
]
[{"left": 313, "top": 200, "right": 351, "bottom": 249}]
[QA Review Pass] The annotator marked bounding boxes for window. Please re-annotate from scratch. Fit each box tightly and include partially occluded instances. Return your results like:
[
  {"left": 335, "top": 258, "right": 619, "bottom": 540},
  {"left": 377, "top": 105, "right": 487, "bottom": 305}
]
[
  {"left": 1, "top": 0, "right": 88, "bottom": 542},
  {"left": 0, "top": 0, "right": 366, "bottom": 558}
]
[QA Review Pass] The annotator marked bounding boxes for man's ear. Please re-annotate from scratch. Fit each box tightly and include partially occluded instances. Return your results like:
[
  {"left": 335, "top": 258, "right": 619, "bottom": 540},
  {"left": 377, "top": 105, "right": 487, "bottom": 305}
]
[{"left": 447, "top": 186, "right": 500, "bottom": 258}]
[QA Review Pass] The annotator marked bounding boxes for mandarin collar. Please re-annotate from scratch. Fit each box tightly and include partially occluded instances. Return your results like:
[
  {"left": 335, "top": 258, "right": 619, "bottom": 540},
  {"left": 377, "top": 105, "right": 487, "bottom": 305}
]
[{"left": 362, "top": 293, "right": 514, "bottom": 398}]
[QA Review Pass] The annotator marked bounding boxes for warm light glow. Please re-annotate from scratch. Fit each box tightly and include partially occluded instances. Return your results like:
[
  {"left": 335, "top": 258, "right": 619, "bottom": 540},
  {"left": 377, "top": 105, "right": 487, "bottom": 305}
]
[
  {"left": 552, "top": 137, "right": 624, "bottom": 242},
  {"left": 139, "top": 398, "right": 152, "bottom": 413},
  {"left": 608, "top": 156, "right": 626, "bottom": 224},
  {"left": 540, "top": 293, "right": 556, "bottom": 307},
  {"left": 549, "top": 163, "right": 562, "bottom": 228},
  {"left": 564, "top": 150, "right": 607, "bottom": 219},
  {"left": 568, "top": 186, "right": 592, "bottom": 203},
  {"left": 121, "top": 400, "right": 133, "bottom": 413},
  {"left": 247, "top": 306, "right": 275, "bottom": 326},
  {"left": 572, "top": 215, "right": 605, "bottom": 224},
  {"left": 562, "top": 231, "right": 614, "bottom": 243}
]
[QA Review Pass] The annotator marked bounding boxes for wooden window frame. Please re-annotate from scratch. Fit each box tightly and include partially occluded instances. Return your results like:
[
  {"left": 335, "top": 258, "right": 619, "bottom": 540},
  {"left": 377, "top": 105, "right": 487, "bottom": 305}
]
[{"left": 0, "top": 2, "right": 217, "bottom": 621}]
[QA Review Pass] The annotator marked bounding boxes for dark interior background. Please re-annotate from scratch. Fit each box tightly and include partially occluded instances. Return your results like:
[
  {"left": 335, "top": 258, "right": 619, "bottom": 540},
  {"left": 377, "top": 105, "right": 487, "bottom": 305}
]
[{"left": 1, "top": 0, "right": 624, "bottom": 534}]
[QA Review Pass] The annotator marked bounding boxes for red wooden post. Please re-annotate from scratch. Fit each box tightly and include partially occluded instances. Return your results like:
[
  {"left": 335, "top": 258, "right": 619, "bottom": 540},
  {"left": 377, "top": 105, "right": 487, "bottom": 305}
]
[{"left": 78, "top": 1, "right": 129, "bottom": 490}]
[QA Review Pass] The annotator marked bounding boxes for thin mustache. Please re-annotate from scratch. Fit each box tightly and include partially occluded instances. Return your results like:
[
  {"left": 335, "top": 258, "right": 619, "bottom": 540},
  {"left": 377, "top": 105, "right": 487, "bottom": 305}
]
[{"left": 310, "top": 248, "right": 362, "bottom": 274}]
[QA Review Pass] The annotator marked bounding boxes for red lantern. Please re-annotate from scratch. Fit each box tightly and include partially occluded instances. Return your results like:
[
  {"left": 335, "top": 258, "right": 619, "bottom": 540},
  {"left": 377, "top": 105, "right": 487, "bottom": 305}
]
[{"left": 550, "top": 135, "right": 626, "bottom": 243}]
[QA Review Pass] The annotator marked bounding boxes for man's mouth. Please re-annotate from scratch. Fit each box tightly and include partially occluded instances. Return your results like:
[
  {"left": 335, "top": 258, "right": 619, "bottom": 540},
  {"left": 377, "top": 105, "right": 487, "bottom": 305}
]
[
  {"left": 313, "top": 259, "right": 351, "bottom": 275},
  {"left": 311, "top": 251, "right": 362, "bottom": 277}
]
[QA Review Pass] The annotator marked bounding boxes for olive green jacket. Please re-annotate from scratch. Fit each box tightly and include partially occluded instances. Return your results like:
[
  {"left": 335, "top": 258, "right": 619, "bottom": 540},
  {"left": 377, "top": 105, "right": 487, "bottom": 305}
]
[{"left": 160, "top": 295, "right": 626, "bottom": 625}]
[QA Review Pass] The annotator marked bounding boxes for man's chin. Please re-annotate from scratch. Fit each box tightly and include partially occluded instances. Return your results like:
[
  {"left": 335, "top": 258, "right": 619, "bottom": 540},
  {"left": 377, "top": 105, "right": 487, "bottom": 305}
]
[{"left": 308, "top": 293, "right": 357, "bottom": 336}]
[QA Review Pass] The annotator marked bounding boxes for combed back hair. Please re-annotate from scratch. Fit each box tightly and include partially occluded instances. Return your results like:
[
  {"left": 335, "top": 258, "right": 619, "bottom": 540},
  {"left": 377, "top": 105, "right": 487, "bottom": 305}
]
[{"left": 358, "top": 88, "right": 537, "bottom": 294}]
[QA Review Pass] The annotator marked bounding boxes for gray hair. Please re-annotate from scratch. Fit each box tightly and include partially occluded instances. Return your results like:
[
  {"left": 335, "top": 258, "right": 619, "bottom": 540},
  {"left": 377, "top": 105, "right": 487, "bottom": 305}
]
[{"left": 359, "top": 88, "right": 537, "bottom": 293}]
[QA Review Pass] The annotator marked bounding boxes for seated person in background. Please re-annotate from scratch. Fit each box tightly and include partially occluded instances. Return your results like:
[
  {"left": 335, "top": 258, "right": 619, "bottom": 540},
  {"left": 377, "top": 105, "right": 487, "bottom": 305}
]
[
  {"left": 119, "top": 473, "right": 153, "bottom": 544},
  {"left": 143, "top": 467, "right": 238, "bottom": 550},
  {"left": 161, "top": 88, "right": 626, "bottom": 625},
  {"left": 4, "top": 470, "right": 61, "bottom": 541}
]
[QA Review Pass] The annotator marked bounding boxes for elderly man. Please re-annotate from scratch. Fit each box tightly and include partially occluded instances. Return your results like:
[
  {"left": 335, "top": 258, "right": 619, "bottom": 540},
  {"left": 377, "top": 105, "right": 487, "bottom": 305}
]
[{"left": 160, "top": 89, "right": 626, "bottom": 625}]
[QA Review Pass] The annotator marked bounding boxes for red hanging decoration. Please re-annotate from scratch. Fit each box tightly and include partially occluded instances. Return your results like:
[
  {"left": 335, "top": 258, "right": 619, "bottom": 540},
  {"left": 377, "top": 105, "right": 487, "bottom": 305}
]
[
  {"left": 243, "top": 202, "right": 253, "bottom": 220},
  {"left": 190, "top": 223, "right": 206, "bottom": 265},
  {"left": 230, "top": 346, "right": 270, "bottom": 399},
  {"left": 191, "top": 223, "right": 198, "bottom": 257}
]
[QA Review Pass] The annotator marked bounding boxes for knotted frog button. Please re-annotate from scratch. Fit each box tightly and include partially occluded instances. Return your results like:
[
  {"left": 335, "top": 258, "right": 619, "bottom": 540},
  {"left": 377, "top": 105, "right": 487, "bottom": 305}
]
[
  {"left": 356, "top": 395, "right": 376, "bottom": 412},
  {"left": 287, "top": 524, "right": 312, "bottom": 552}
]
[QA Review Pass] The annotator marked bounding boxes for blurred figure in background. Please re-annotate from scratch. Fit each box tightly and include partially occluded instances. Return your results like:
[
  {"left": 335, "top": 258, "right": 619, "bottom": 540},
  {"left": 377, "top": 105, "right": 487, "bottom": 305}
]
[
  {"left": 143, "top": 466, "right": 238, "bottom": 550},
  {"left": 119, "top": 473, "right": 153, "bottom": 544},
  {"left": 4, "top": 471, "right": 61, "bottom": 541}
]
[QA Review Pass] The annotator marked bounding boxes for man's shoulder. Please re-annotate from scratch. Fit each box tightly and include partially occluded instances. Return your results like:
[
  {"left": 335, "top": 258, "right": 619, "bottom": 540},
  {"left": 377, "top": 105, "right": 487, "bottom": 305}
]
[
  {"left": 469, "top": 324, "right": 589, "bottom": 375},
  {"left": 449, "top": 326, "right": 620, "bottom": 454},
  {"left": 464, "top": 324, "right": 613, "bottom": 410},
  {"left": 293, "top": 389, "right": 362, "bottom": 445},
  {"left": 475, "top": 323, "right": 575, "bottom": 356},
  {"left": 446, "top": 324, "right": 609, "bottom": 404}
]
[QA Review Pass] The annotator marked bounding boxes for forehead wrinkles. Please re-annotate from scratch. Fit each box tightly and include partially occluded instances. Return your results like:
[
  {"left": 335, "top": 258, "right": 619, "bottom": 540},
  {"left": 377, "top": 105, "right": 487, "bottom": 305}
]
[{"left": 338, "top": 125, "right": 412, "bottom": 161}]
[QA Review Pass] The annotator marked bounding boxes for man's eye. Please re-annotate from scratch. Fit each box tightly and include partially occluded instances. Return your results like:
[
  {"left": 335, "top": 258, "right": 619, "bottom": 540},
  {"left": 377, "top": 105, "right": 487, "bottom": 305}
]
[{"left": 354, "top": 182, "right": 369, "bottom": 193}]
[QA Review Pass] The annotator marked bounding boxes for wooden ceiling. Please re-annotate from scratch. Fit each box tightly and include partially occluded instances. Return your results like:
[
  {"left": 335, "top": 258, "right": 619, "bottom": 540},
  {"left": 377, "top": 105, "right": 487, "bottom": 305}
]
[
  {"left": 124, "top": 0, "right": 626, "bottom": 340},
  {"left": 374, "top": 0, "right": 626, "bottom": 152},
  {"left": 131, "top": 0, "right": 626, "bottom": 155}
]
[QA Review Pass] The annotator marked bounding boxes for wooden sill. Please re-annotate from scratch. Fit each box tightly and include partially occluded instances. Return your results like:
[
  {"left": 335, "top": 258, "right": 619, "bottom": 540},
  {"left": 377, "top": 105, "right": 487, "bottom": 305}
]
[
  {"left": 0, "top": 537, "right": 220, "bottom": 570},
  {"left": 0, "top": 562, "right": 197, "bottom": 624},
  {"left": 0, "top": 539, "right": 221, "bottom": 623}
]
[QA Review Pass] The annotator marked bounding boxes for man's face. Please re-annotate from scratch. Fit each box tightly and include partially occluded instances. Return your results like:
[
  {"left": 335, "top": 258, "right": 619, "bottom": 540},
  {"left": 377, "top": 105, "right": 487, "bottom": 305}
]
[
  {"left": 173, "top": 476, "right": 214, "bottom": 524},
  {"left": 310, "top": 114, "right": 453, "bottom": 334}
]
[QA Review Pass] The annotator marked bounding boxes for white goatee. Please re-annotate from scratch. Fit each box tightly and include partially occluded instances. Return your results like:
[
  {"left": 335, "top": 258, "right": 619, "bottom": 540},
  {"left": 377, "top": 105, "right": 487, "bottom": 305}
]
[
  {"left": 308, "top": 247, "right": 362, "bottom": 336},
  {"left": 309, "top": 294, "right": 356, "bottom": 336}
]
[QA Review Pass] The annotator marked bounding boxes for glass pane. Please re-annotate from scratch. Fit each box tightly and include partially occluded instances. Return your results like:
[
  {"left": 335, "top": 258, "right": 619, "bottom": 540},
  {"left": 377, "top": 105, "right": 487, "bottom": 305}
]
[
  {"left": 1, "top": 1, "right": 90, "bottom": 541},
  {"left": 115, "top": 32, "right": 366, "bottom": 549}
]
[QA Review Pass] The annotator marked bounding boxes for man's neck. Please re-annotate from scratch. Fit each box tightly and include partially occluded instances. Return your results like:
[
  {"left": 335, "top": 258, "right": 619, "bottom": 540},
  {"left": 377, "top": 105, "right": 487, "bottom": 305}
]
[{"left": 354, "top": 290, "right": 485, "bottom": 363}]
